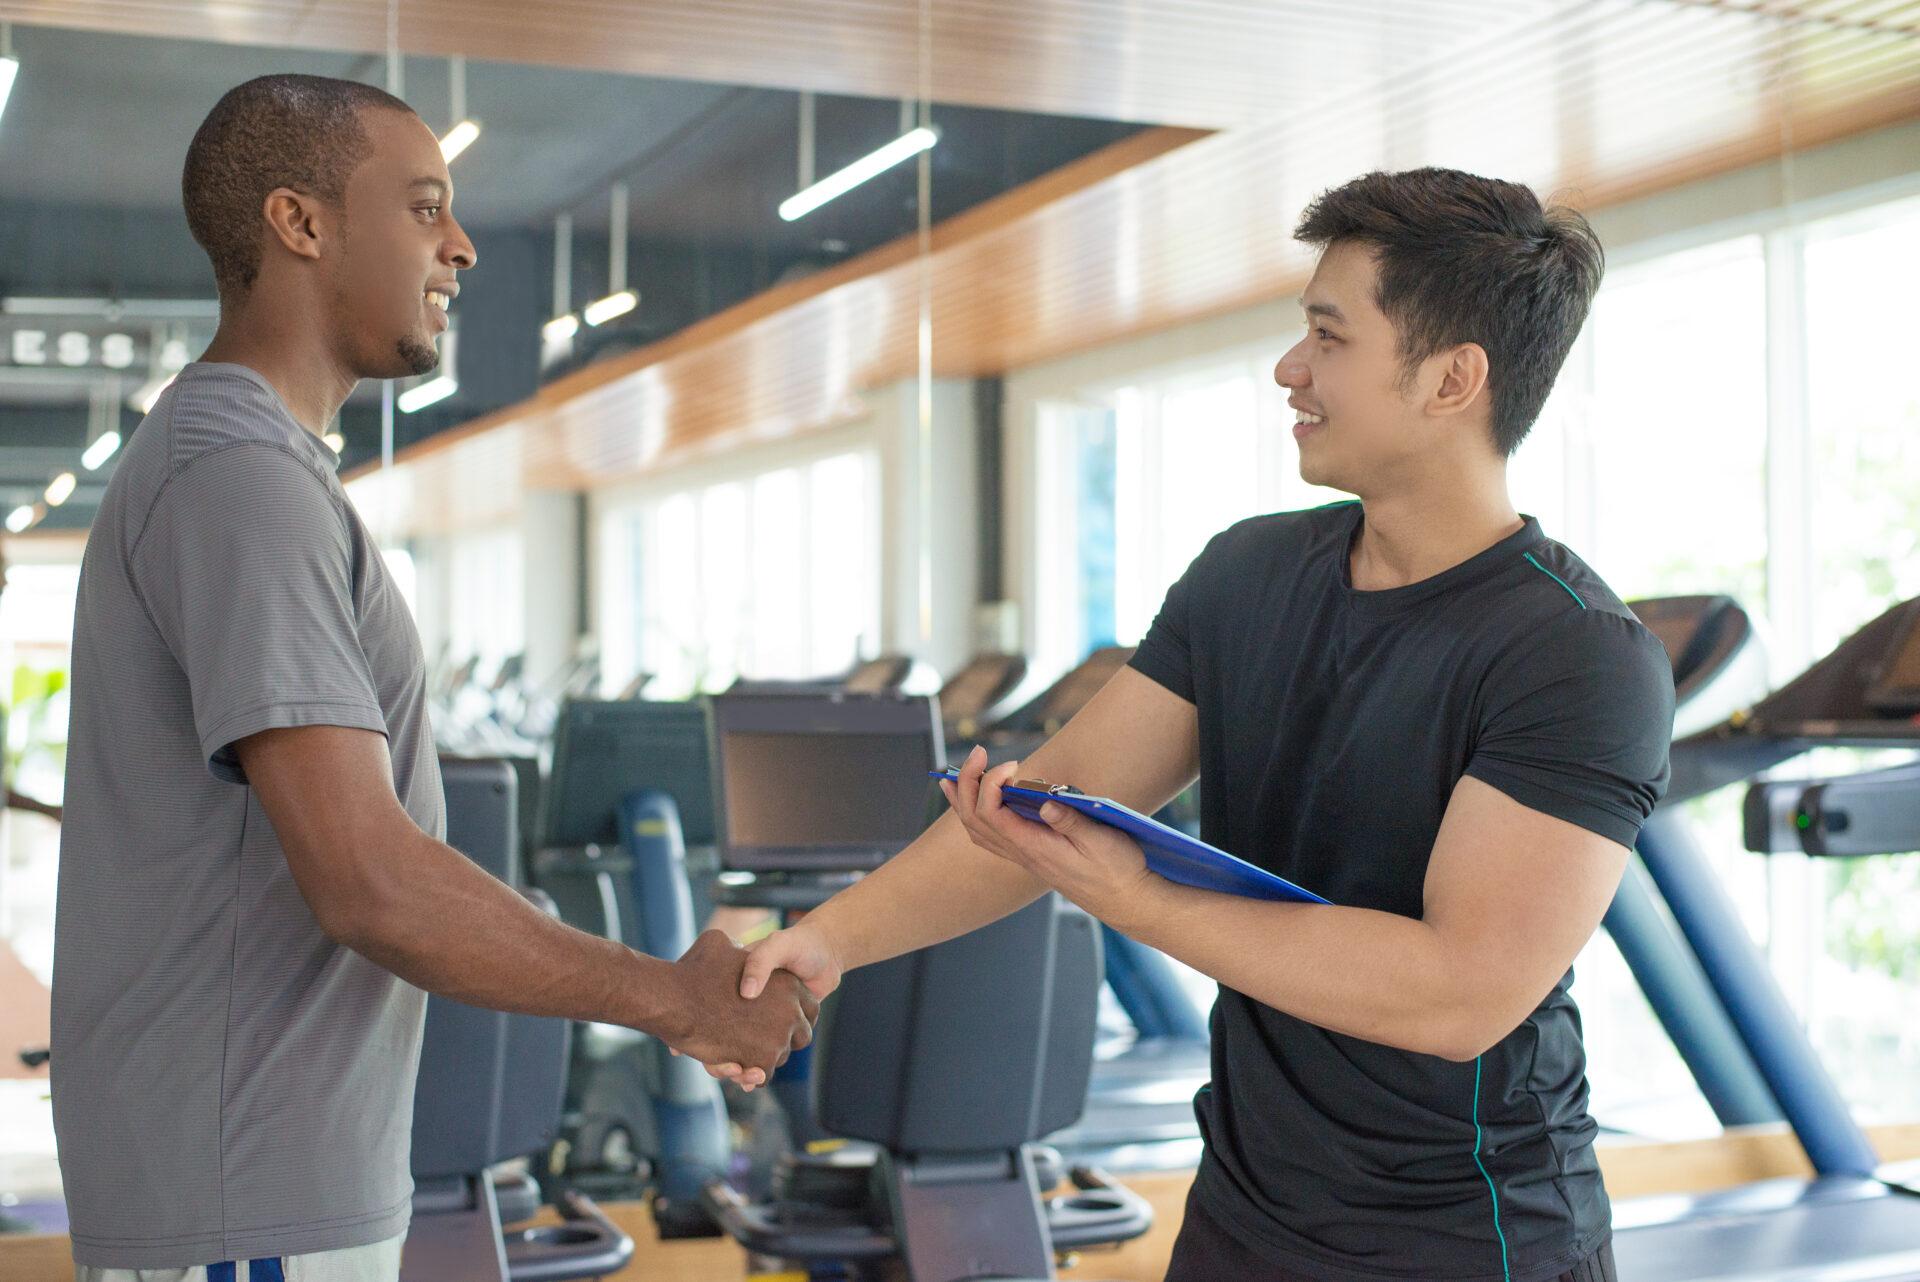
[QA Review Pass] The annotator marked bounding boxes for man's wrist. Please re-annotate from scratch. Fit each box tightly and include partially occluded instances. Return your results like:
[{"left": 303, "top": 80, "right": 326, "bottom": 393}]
[
  {"left": 621, "top": 947, "right": 690, "bottom": 1042},
  {"left": 1096, "top": 870, "right": 1176, "bottom": 941},
  {"left": 799, "top": 905, "right": 854, "bottom": 974}
]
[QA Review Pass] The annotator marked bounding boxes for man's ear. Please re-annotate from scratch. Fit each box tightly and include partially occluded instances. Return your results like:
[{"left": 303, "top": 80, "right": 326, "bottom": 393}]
[
  {"left": 261, "top": 187, "right": 329, "bottom": 266},
  {"left": 1426, "top": 342, "right": 1491, "bottom": 421}
]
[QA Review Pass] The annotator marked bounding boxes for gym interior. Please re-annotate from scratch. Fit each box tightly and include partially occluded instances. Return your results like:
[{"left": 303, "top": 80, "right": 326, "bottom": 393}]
[{"left": 2, "top": 4, "right": 1920, "bottom": 1281}]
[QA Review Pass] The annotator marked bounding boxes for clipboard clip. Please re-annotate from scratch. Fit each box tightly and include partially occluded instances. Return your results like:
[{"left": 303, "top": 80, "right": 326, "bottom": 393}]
[
  {"left": 929, "top": 767, "right": 1084, "bottom": 797},
  {"left": 1013, "top": 777, "right": 1085, "bottom": 797}
]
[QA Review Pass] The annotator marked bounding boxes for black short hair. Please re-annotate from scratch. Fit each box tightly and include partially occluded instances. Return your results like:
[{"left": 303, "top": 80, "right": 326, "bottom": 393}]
[
  {"left": 183, "top": 74, "right": 414, "bottom": 299},
  {"left": 1294, "top": 168, "right": 1604, "bottom": 457}
]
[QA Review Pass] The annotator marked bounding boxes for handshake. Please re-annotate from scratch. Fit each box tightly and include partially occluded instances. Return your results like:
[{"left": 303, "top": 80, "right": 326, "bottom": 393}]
[{"left": 656, "top": 923, "right": 843, "bottom": 1088}]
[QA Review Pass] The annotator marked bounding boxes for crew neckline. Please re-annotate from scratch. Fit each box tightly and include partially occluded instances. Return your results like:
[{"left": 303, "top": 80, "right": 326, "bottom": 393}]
[
  {"left": 177, "top": 361, "right": 338, "bottom": 459},
  {"left": 1338, "top": 504, "right": 1545, "bottom": 616}
]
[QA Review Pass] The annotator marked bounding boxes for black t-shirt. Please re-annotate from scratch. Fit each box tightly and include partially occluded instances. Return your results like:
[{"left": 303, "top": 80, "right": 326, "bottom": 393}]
[{"left": 1129, "top": 502, "right": 1674, "bottom": 1282}]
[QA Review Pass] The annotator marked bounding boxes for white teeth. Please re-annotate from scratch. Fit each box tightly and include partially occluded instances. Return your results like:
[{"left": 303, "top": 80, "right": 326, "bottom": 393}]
[
  {"left": 426, "top": 292, "right": 448, "bottom": 310},
  {"left": 1297, "top": 412, "right": 1325, "bottom": 425}
]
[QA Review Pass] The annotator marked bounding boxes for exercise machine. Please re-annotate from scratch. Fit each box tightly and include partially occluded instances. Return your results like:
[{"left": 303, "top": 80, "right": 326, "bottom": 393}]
[
  {"left": 1604, "top": 595, "right": 1920, "bottom": 1279},
  {"left": 403, "top": 757, "right": 632, "bottom": 1282},
  {"left": 523, "top": 699, "right": 730, "bottom": 1235},
  {"left": 698, "top": 695, "right": 1152, "bottom": 1279}
]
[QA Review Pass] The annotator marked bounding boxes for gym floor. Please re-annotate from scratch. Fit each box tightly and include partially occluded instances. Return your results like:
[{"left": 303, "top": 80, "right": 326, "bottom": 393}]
[
  {"left": 0, "top": 1174, "right": 1194, "bottom": 1282},
  {"left": 9, "top": 1128, "right": 1920, "bottom": 1282}
]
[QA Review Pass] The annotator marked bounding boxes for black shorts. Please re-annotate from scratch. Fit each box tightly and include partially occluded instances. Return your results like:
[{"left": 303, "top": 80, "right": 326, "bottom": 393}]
[{"left": 1164, "top": 1188, "right": 1618, "bottom": 1282}]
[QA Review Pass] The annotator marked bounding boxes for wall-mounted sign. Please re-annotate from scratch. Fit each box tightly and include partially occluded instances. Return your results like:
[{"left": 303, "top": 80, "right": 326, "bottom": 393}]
[{"left": 1, "top": 321, "right": 200, "bottom": 374}]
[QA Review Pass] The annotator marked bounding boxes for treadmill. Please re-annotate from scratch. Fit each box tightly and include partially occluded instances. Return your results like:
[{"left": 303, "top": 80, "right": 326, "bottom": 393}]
[
  {"left": 935, "top": 651, "right": 1029, "bottom": 743},
  {"left": 1606, "top": 594, "right": 1920, "bottom": 1279}
]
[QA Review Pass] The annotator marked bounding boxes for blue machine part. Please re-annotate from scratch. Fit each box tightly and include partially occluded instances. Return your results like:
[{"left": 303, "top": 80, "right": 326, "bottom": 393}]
[
  {"left": 1601, "top": 859, "right": 1781, "bottom": 1128},
  {"left": 1634, "top": 811, "right": 1880, "bottom": 1176},
  {"left": 618, "top": 789, "right": 732, "bottom": 1215}
]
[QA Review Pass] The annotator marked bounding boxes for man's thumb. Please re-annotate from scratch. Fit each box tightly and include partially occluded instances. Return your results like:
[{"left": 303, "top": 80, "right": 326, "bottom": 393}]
[{"left": 740, "top": 943, "right": 779, "bottom": 999}]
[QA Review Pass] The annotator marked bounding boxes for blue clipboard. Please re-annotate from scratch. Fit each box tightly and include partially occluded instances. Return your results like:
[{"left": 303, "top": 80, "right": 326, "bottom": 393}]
[{"left": 930, "top": 768, "right": 1330, "bottom": 905}]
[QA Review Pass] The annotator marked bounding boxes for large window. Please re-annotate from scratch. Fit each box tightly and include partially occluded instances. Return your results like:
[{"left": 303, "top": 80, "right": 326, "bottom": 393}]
[
  {"left": 600, "top": 450, "right": 881, "bottom": 699},
  {"left": 1034, "top": 352, "right": 1347, "bottom": 671},
  {"left": 1, "top": 561, "right": 79, "bottom": 984},
  {"left": 1797, "top": 195, "right": 1920, "bottom": 1124},
  {"left": 1804, "top": 197, "right": 1920, "bottom": 659},
  {"left": 1580, "top": 237, "right": 1771, "bottom": 613},
  {"left": 446, "top": 529, "right": 525, "bottom": 674}
]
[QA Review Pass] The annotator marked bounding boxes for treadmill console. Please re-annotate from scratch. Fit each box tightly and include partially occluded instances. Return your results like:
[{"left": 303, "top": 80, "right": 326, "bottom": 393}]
[
  {"left": 1865, "top": 600, "right": 1920, "bottom": 716},
  {"left": 710, "top": 692, "right": 944, "bottom": 872},
  {"left": 1747, "top": 762, "right": 1920, "bottom": 858}
]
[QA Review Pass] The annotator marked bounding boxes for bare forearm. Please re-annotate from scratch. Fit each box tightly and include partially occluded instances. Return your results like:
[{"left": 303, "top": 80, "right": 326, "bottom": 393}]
[
  {"left": 334, "top": 830, "right": 684, "bottom": 1038},
  {"left": 807, "top": 812, "right": 1050, "bottom": 970},
  {"left": 1115, "top": 879, "right": 1498, "bottom": 1060}
]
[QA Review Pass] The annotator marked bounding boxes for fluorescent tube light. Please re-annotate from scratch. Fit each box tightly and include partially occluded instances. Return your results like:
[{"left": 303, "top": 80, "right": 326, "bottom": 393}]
[
  {"left": 397, "top": 375, "right": 457, "bottom": 413},
  {"left": 440, "top": 119, "right": 480, "bottom": 162},
  {"left": 583, "top": 291, "right": 637, "bottom": 327},
  {"left": 779, "top": 126, "right": 938, "bottom": 222},
  {"left": 0, "top": 58, "right": 18, "bottom": 130},
  {"left": 583, "top": 291, "right": 637, "bottom": 328},
  {"left": 82, "top": 431, "right": 122, "bottom": 471}
]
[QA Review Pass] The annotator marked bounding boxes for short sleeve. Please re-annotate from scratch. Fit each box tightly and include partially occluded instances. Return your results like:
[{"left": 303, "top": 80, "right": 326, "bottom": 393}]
[
  {"left": 1465, "top": 608, "right": 1675, "bottom": 848},
  {"left": 1128, "top": 538, "right": 1214, "bottom": 705},
  {"left": 132, "top": 443, "right": 387, "bottom": 783}
]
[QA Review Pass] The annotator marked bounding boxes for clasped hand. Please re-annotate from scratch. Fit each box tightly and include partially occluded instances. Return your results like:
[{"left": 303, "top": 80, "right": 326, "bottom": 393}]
[{"left": 662, "top": 929, "right": 817, "bottom": 1085}]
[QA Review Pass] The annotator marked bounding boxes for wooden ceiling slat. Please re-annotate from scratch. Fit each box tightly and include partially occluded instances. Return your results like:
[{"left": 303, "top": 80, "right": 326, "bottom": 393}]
[{"left": 0, "top": 0, "right": 1550, "bottom": 126}]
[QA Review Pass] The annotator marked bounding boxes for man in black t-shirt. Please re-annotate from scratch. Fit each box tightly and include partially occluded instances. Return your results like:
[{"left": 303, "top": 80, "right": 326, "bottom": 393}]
[{"left": 711, "top": 169, "right": 1674, "bottom": 1282}]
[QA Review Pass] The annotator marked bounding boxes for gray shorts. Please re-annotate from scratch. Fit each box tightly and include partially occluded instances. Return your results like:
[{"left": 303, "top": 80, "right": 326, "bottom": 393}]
[{"left": 75, "top": 1235, "right": 404, "bottom": 1282}]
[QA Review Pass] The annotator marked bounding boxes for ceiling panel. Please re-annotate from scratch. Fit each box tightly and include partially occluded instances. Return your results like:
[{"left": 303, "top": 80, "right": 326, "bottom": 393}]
[{"left": 1, "top": 0, "right": 1558, "bottom": 128}]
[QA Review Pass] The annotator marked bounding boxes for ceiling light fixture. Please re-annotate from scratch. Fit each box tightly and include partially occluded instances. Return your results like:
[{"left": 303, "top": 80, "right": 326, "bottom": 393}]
[
  {"left": 583, "top": 183, "right": 638, "bottom": 328},
  {"left": 397, "top": 375, "right": 456, "bottom": 413},
  {"left": 82, "top": 430, "right": 122, "bottom": 471},
  {"left": 779, "top": 125, "right": 938, "bottom": 222},
  {"left": 398, "top": 331, "right": 458, "bottom": 414},
  {"left": 44, "top": 472, "right": 75, "bottom": 507},
  {"left": 0, "top": 24, "right": 18, "bottom": 132},
  {"left": 440, "top": 119, "right": 480, "bottom": 163},
  {"left": 437, "top": 56, "right": 480, "bottom": 163},
  {"left": 583, "top": 291, "right": 636, "bottom": 327},
  {"left": 541, "top": 213, "right": 578, "bottom": 355},
  {"left": 6, "top": 503, "right": 42, "bottom": 534}
]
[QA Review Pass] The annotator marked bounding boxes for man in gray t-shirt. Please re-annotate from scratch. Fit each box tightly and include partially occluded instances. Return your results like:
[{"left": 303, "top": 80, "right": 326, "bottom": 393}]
[{"left": 55, "top": 75, "right": 816, "bottom": 1278}]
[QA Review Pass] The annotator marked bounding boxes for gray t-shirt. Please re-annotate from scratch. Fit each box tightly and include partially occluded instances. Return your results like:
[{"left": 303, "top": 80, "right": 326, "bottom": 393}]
[{"left": 53, "top": 361, "right": 444, "bottom": 1269}]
